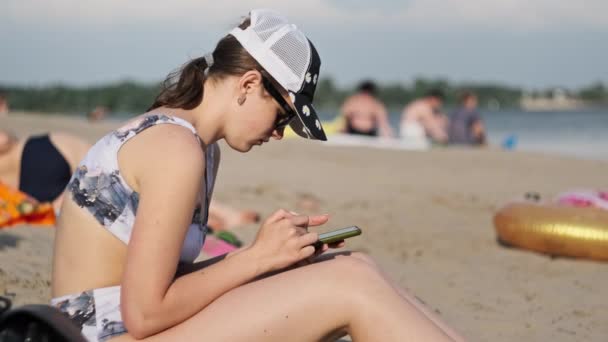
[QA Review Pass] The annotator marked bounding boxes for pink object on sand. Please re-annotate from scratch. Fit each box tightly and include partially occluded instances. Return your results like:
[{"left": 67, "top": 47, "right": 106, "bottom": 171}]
[
  {"left": 555, "top": 190, "right": 608, "bottom": 211},
  {"left": 202, "top": 235, "right": 238, "bottom": 257},
  {"left": 557, "top": 197, "right": 594, "bottom": 208}
]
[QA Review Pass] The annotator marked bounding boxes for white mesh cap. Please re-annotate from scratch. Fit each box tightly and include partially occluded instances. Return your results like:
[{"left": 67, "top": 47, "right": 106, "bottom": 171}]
[{"left": 230, "top": 9, "right": 326, "bottom": 140}]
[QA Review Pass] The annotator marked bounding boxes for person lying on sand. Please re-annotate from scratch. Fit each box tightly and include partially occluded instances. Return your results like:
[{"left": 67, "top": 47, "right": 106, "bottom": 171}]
[
  {"left": 208, "top": 200, "right": 260, "bottom": 231},
  {"left": 0, "top": 130, "right": 90, "bottom": 212}
]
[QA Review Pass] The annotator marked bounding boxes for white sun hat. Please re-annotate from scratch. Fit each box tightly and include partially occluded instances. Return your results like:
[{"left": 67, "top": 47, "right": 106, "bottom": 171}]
[{"left": 229, "top": 9, "right": 326, "bottom": 140}]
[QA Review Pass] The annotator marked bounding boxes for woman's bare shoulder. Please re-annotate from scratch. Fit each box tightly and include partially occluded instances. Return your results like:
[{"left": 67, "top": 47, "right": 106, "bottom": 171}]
[{"left": 118, "top": 123, "right": 206, "bottom": 191}]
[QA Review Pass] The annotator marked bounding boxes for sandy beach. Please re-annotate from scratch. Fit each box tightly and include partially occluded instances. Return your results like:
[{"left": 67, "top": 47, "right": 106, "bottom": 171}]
[{"left": 1, "top": 112, "right": 607, "bottom": 341}]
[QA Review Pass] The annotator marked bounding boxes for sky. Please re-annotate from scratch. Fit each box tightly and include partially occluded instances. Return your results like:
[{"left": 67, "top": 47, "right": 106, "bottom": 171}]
[{"left": 1, "top": 0, "right": 607, "bottom": 89}]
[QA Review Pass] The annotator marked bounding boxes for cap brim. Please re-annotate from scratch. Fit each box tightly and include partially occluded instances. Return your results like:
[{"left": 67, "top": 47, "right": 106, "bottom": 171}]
[{"left": 288, "top": 92, "right": 327, "bottom": 141}]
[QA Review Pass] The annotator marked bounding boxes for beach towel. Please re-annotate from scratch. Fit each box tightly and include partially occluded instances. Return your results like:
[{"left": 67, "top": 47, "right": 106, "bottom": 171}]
[
  {"left": 0, "top": 181, "right": 56, "bottom": 228},
  {"left": 201, "top": 234, "right": 238, "bottom": 257}
]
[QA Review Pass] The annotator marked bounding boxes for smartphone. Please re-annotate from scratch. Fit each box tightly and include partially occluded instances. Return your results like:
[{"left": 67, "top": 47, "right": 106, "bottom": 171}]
[{"left": 313, "top": 226, "right": 361, "bottom": 249}]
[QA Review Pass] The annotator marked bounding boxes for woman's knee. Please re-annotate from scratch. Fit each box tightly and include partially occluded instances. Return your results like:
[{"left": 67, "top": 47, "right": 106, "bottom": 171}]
[
  {"left": 316, "top": 256, "right": 400, "bottom": 317},
  {"left": 320, "top": 254, "right": 385, "bottom": 287},
  {"left": 338, "top": 251, "right": 378, "bottom": 267},
  {"left": 321, "top": 251, "right": 382, "bottom": 275}
]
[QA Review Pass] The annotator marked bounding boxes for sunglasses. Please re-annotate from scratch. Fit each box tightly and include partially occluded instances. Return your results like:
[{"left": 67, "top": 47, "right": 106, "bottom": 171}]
[{"left": 261, "top": 76, "right": 297, "bottom": 130}]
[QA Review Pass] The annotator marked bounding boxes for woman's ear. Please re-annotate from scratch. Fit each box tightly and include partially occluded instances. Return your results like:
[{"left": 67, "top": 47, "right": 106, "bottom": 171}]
[{"left": 238, "top": 70, "right": 263, "bottom": 95}]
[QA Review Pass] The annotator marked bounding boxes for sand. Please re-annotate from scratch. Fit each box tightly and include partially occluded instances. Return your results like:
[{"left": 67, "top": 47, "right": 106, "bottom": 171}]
[{"left": 1, "top": 112, "right": 607, "bottom": 341}]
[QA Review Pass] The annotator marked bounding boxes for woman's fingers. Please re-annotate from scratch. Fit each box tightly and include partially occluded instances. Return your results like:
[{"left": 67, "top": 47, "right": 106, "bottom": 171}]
[
  {"left": 298, "top": 245, "right": 316, "bottom": 260},
  {"left": 288, "top": 214, "right": 310, "bottom": 228},
  {"left": 312, "top": 244, "right": 327, "bottom": 259},
  {"left": 289, "top": 214, "right": 330, "bottom": 228},
  {"left": 265, "top": 208, "right": 294, "bottom": 223},
  {"left": 297, "top": 232, "right": 319, "bottom": 249},
  {"left": 294, "top": 226, "right": 308, "bottom": 237},
  {"left": 267, "top": 210, "right": 329, "bottom": 229},
  {"left": 328, "top": 240, "right": 345, "bottom": 249},
  {"left": 308, "top": 214, "right": 330, "bottom": 227}
]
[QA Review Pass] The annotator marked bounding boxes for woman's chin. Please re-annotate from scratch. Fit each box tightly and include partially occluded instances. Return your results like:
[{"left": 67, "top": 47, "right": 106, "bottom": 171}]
[
  {"left": 236, "top": 142, "right": 254, "bottom": 153},
  {"left": 225, "top": 135, "right": 264, "bottom": 152},
  {"left": 233, "top": 145, "right": 251, "bottom": 153},
  {"left": 223, "top": 138, "right": 248, "bottom": 153}
]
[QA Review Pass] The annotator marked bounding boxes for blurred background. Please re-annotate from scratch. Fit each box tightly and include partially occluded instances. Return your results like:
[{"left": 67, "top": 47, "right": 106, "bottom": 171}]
[
  {"left": 2, "top": 3, "right": 608, "bottom": 341},
  {"left": 1, "top": 0, "right": 607, "bottom": 159}
]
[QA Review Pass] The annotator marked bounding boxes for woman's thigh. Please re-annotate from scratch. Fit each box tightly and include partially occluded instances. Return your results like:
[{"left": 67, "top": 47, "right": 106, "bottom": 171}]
[{"left": 114, "top": 255, "right": 377, "bottom": 342}]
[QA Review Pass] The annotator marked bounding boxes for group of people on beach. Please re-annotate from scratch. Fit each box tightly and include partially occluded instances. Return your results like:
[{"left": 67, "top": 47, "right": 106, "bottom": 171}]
[
  {"left": 339, "top": 81, "right": 486, "bottom": 146},
  {"left": 1, "top": 9, "right": 464, "bottom": 341}
]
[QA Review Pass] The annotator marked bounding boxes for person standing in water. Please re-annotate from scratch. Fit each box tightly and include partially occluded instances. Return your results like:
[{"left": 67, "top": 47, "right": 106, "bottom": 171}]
[
  {"left": 51, "top": 9, "right": 463, "bottom": 341},
  {"left": 339, "top": 80, "right": 394, "bottom": 137}
]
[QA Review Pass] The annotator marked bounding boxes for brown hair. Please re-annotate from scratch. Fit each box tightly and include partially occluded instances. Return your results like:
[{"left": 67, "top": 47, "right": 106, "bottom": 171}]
[{"left": 149, "top": 19, "right": 264, "bottom": 111}]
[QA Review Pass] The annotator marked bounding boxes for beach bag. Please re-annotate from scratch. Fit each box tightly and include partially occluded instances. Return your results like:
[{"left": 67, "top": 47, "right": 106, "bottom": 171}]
[{"left": 0, "top": 296, "right": 86, "bottom": 342}]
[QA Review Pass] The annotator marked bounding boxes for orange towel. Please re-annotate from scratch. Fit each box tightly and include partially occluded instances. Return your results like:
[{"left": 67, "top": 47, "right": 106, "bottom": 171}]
[{"left": 0, "top": 181, "right": 55, "bottom": 228}]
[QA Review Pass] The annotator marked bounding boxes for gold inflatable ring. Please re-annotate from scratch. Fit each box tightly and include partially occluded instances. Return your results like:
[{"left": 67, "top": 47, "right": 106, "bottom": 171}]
[{"left": 494, "top": 203, "right": 608, "bottom": 261}]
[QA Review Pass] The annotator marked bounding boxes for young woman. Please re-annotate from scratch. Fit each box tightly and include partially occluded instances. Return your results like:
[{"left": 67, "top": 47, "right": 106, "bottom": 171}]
[{"left": 51, "top": 9, "right": 463, "bottom": 342}]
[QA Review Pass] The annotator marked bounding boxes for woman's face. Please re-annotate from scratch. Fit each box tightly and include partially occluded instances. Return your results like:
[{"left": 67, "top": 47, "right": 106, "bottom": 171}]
[{"left": 224, "top": 71, "right": 294, "bottom": 152}]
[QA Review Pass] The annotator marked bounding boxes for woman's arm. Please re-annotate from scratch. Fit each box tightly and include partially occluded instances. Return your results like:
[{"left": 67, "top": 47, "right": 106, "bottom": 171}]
[
  {"left": 471, "top": 120, "right": 486, "bottom": 145},
  {"left": 118, "top": 125, "right": 249, "bottom": 338},
  {"left": 377, "top": 104, "right": 394, "bottom": 138},
  {"left": 118, "top": 125, "right": 324, "bottom": 338},
  {"left": 422, "top": 110, "right": 448, "bottom": 144},
  {"left": 338, "top": 97, "right": 355, "bottom": 133}
]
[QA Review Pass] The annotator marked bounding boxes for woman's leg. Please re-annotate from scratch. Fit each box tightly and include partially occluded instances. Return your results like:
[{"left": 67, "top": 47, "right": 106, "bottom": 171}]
[
  {"left": 332, "top": 252, "right": 464, "bottom": 341},
  {"left": 208, "top": 200, "right": 260, "bottom": 231},
  {"left": 113, "top": 255, "right": 456, "bottom": 342}
]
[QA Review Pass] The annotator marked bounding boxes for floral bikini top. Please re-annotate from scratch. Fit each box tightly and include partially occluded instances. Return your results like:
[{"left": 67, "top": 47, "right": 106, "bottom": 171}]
[{"left": 66, "top": 114, "right": 216, "bottom": 263}]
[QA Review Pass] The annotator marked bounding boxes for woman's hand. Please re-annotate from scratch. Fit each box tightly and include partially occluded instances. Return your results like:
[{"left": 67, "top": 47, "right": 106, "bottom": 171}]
[{"left": 248, "top": 209, "right": 329, "bottom": 273}]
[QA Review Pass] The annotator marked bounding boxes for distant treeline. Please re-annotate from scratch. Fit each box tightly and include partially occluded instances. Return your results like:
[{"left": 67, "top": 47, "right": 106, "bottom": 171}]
[
  {"left": 0, "top": 81, "right": 159, "bottom": 115},
  {"left": 529, "top": 82, "right": 608, "bottom": 103},
  {"left": 316, "top": 78, "right": 523, "bottom": 111},
  {"left": 1, "top": 78, "right": 606, "bottom": 115}
]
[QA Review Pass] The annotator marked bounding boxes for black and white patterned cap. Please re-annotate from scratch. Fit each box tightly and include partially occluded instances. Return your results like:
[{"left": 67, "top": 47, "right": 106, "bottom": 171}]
[{"left": 230, "top": 9, "right": 327, "bottom": 141}]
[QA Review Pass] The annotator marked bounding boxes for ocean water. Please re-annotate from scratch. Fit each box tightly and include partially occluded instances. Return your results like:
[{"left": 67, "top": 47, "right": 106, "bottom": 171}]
[
  {"left": 321, "top": 109, "right": 608, "bottom": 161},
  {"left": 114, "top": 108, "right": 608, "bottom": 161},
  {"left": 481, "top": 110, "right": 608, "bottom": 161}
]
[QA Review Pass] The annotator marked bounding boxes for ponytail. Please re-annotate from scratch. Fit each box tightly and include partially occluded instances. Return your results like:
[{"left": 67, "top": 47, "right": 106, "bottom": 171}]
[
  {"left": 148, "top": 16, "right": 264, "bottom": 112},
  {"left": 148, "top": 56, "right": 209, "bottom": 111}
]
